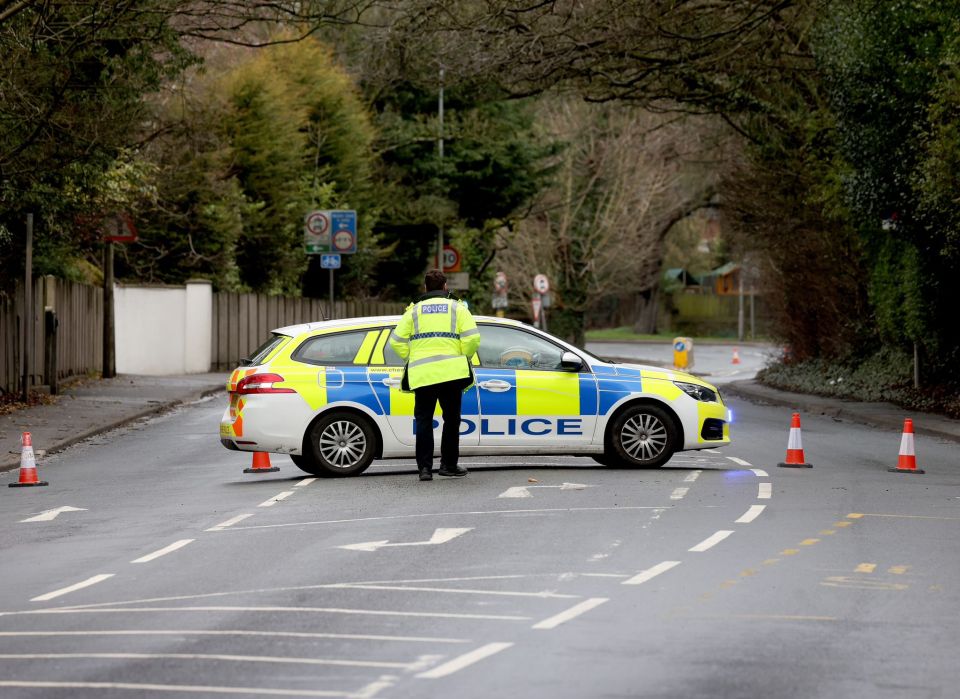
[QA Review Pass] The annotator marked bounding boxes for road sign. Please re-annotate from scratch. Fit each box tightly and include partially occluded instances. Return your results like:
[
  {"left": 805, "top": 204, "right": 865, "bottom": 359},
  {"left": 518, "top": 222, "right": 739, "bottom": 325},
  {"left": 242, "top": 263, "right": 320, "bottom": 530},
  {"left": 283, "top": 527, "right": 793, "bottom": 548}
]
[
  {"left": 330, "top": 210, "right": 357, "bottom": 254},
  {"left": 443, "top": 245, "right": 461, "bottom": 272},
  {"left": 320, "top": 254, "right": 341, "bottom": 269},
  {"left": 533, "top": 274, "right": 550, "bottom": 294},
  {"left": 304, "top": 210, "right": 357, "bottom": 254},
  {"left": 102, "top": 213, "right": 137, "bottom": 243},
  {"left": 531, "top": 295, "right": 542, "bottom": 322},
  {"left": 304, "top": 210, "right": 331, "bottom": 253},
  {"left": 447, "top": 272, "right": 469, "bottom": 290},
  {"left": 494, "top": 271, "right": 508, "bottom": 291}
]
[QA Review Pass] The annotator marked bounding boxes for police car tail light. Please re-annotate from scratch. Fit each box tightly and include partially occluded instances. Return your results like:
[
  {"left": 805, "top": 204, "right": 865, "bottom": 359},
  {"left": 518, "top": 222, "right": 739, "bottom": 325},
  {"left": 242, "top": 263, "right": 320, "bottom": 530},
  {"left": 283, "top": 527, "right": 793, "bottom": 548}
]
[{"left": 236, "top": 373, "right": 295, "bottom": 395}]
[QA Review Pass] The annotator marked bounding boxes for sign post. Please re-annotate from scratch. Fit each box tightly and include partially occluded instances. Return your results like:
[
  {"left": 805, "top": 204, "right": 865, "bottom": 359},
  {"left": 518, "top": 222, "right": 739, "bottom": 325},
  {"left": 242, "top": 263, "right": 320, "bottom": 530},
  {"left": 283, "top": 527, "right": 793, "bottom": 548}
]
[{"left": 305, "top": 210, "right": 357, "bottom": 319}]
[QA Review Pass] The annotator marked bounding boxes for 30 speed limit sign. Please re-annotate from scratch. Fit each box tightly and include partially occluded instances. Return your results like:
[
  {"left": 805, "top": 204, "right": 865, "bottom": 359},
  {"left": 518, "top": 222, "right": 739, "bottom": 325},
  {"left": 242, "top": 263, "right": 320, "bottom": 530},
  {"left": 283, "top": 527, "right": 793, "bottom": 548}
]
[{"left": 533, "top": 274, "right": 550, "bottom": 294}]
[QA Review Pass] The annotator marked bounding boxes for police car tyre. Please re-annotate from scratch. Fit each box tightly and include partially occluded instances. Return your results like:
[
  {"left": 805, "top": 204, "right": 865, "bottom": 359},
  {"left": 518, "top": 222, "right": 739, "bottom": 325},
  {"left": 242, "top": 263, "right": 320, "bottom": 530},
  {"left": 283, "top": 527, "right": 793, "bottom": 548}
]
[
  {"left": 304, "top": 412, "right": 377, "bottom": 477},
  {"left": 607, "top": 403, "right": 678, "bottom": 468},
  {"left": 289, "top": 454, "right": 309, "bottom": 470}
]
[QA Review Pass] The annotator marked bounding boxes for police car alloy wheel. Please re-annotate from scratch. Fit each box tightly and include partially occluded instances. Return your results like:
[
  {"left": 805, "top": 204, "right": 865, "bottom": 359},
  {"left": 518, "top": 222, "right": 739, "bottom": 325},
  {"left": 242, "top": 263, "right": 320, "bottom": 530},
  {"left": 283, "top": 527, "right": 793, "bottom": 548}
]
[
  {"left": 304, "top": 412, "right": 377, "bottom": 477},
  {"left": 607, "top": 403, "right": 678, "bottom": 468}
]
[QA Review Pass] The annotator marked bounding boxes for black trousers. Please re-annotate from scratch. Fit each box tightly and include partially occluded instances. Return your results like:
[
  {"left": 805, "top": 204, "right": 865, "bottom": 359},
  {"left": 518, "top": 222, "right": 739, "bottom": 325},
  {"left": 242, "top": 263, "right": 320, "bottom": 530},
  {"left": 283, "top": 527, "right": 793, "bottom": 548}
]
[{"left": 413, "top": 379, "right": 467, "bottom": 471}]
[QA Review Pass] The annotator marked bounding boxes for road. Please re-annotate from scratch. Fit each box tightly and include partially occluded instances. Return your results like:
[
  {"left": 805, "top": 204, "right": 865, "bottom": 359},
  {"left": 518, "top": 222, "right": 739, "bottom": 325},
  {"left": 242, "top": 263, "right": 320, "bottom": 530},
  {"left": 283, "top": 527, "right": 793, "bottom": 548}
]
[
  {"left": 585, "top": 341, "right": 776, "bottom": 385},
  {"left": 1, "top": 389, "right": 958, "bottom": 698}
]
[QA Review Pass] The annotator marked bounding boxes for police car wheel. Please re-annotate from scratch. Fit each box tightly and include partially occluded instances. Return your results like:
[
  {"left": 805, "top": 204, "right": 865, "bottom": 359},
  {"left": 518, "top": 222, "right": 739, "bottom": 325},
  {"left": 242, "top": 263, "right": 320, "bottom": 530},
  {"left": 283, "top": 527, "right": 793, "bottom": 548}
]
[
  {"left": 305, "top": 412, "right": 376, "bottom": 477},
  {"left": 608, "top": 404, "right": 677, "bottom": 468}
]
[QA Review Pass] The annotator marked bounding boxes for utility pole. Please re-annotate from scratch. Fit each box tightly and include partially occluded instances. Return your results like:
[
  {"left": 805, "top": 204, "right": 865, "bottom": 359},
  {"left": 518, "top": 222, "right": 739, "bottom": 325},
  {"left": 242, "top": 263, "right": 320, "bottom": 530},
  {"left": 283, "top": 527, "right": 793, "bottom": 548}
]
[
  {"left": 102, "top": 239, "right": 116, "bottom": 378},
  {"left": 737, "top": 262, "right": 744, "bottom": 342},
  {"left": 437, "top": 66, "right": 444, "bottom": 272},
  {"left": 21, "top": 213, "right": 33, "bottom": 402}
]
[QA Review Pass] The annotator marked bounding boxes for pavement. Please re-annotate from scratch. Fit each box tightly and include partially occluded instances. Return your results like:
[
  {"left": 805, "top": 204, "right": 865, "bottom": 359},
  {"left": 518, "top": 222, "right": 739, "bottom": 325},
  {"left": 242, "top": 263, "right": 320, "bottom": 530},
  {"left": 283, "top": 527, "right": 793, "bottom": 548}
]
[{"left": 2, "top": 356, "right": 959, "bottom": 475}]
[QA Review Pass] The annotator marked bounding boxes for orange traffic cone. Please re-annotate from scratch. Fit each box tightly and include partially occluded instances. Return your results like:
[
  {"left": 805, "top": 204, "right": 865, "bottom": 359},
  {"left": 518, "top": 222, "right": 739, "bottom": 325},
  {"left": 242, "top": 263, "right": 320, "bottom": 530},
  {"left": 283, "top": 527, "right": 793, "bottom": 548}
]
[
  {"left": 244, "top": 451, "right": 279, "bottom": 474},
  {"left": 889, "top": 418, "right": 924, "bottom": 474},
  {"left": 777, "top": 413, "right": 812, "bottom": 468},
  {"left": 731, "top": 347, "right": 741, "bottom": 365},
  {"left": 9, "top": 432, "right": 49, "bottom": 487}
]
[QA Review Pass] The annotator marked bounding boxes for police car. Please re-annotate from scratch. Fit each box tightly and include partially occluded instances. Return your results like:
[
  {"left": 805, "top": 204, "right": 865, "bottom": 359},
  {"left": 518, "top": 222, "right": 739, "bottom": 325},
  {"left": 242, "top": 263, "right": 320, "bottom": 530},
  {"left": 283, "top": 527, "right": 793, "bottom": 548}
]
[{"left": 220, "top": 316, "right": 731, "bottom": 476}]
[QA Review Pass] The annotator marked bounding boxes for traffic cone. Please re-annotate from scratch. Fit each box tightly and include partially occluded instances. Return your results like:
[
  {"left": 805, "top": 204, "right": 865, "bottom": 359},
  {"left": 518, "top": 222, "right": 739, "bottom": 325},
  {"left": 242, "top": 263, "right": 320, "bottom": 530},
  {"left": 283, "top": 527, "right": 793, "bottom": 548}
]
[
  {"left": 244, "top": 451, "right": 279, "bottom": 474},
  {"left": 889, "top": 418, "right": 924, "bottom": 474},
  {"left": 777, "top": 413, "right": 812, "bottom": 468},
  {"left": 9, "top": 432, "right": 49, "bottom": 487},
  {"left": 731, "top": 347, "right": 741, "bottom": 364}
]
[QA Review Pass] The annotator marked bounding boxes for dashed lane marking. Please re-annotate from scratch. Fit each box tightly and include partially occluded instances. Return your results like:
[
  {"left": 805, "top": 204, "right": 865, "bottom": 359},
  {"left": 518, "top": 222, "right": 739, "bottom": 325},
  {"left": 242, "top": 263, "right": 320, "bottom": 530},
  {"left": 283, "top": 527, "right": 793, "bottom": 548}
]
[
  {"left": 258, "top": 491, "right": 295, "bottom": 508},
  {"left": 670, "top": 487, "right": 689, "bottom": 500},
  {"left": 294, "top": 478, "right": 317, "bottom": 488},
  {"left": 735, "top": 505, "right": 766, "bottom": 524},
  {"left": 683, "top": 470, "right": 702, "bottom": 482},
  {"left": 726, "top": 457, "right": 752, "bottom": 467},
  {"left": 30, "top": 574, "right": 115, "bottom": 602},
  {"left": 689, "top": 531, "right": 734, "bottom": 552},
  {"left": 131, "top": 539, "right": 195, "bottom": 564},
  {"left": 623, "top": 561, "right": 682, "bottom": 586},
  {"left": 750, "top": 469, "right": 769, "bottom": 477},
  {"left": 416, "top": 642, "right": 513, "bottom": 679},
  {"left": 532, "top": 598, "right": 609, "bottom": 630},
  {"left": 856, "top": 563, "right": 877, "bottom": 573},
  {"left": 206, "top": 514, "right": 253, "bottom": 532},
  {"left": 758, "top": 483, "right": 772, "bottom": 499}
]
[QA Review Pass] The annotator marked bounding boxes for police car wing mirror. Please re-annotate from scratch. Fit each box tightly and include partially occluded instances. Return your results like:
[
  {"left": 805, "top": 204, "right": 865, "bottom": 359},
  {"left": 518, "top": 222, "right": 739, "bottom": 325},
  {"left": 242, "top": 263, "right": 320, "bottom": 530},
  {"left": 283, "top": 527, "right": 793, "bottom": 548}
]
[{"left": 560, "top": 351, "right": 583, "bottom": 371}]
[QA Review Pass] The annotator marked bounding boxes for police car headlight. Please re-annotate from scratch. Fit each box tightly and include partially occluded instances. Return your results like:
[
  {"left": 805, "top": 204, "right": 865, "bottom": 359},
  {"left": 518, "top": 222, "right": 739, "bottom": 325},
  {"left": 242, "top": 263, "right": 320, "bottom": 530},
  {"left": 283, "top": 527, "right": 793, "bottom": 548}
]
[{"left": 673, "top": 381, "right": 718, "bottom": 403}]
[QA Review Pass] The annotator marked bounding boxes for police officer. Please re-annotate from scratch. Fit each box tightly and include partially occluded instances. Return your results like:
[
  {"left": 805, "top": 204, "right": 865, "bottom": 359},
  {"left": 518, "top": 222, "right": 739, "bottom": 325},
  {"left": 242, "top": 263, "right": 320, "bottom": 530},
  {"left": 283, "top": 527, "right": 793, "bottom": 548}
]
[{"left": 390, "top": 270, "right": 481, "bottom": 481}]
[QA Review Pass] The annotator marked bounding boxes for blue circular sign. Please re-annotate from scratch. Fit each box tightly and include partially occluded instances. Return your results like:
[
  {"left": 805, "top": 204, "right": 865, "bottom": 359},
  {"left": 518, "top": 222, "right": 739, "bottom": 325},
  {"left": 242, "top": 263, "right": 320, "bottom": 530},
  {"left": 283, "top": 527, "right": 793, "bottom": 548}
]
[{"left": 674, "top": 341, "right": 686, "bottom": 351}]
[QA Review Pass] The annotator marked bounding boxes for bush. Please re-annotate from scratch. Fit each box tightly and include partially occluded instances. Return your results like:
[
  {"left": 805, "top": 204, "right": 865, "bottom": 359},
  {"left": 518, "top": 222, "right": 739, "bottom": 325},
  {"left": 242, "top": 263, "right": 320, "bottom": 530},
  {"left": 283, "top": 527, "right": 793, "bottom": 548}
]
[{"left": 757, "top": 348, "right": 960, "bottom": 418}]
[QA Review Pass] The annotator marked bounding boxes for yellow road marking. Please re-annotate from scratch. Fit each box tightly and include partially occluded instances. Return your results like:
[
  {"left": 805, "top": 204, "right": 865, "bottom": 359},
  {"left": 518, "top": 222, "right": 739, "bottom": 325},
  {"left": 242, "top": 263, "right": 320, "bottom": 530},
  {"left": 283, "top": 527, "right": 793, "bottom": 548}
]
[
  {"left": 834, "top": 522, "right": 852, "bottom": 528},
  {"left": 740, "top": 569, "right": 758, "bottom": 578},
  {"left": 821, "top": 576, "right": 908, "bottom": 590},
  {"left": 820, "top": 530, "right": 836, "bottom": 535},
  {"left": 762, "top": 559, "right": 780, "bottom": 566},
  {"left": 888, "top": 566, "right": 909, "bottom": 575},
  {"left": 847, "top": 513, "right": 864, "bottom": 519},
  {"left": 855, "top": 563, "right": 876, "bottom": 574},
  {"left": 855, "top": 513, "right": 960, "bottom": 521},
  {"left": 720, "top": 580, "right": 738, "bottom": 589},
  {"left": 799, "top": 538, "right": 820, "bottom": 546},
  {"left": 781, "top": 549, "right": 799, "bottom": 556}
]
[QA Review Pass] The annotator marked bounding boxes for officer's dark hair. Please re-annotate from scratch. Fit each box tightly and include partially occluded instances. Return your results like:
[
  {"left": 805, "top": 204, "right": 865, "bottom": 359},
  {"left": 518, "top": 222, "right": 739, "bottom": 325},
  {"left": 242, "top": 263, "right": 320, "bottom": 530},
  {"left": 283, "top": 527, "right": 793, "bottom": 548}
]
[{"left": 424, "top": 269, "right": 447, "bottom": 291}]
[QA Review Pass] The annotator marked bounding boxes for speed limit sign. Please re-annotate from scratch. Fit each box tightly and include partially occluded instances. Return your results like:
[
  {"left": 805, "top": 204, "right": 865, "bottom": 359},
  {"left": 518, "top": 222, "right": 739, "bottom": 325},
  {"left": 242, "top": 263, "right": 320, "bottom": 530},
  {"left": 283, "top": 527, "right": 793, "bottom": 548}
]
[{"left": 533, "top": 274, "right": 550, "bottom": 294}]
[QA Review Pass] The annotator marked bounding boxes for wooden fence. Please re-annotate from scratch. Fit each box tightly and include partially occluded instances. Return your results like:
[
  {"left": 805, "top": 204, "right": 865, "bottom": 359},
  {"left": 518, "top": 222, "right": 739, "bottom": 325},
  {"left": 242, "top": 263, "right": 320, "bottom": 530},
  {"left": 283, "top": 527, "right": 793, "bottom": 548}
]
[
  {"left": 0, "top": 277, "right": 103, "bottom": 394},
  {"left": 210, "top": 294, "right": 405, "bottom": 371}
]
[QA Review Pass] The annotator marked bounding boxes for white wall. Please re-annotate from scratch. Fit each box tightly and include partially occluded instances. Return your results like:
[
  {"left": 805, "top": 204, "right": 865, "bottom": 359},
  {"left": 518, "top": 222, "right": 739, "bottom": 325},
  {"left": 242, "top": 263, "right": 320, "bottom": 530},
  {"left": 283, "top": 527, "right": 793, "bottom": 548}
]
[{"left": 115, "top": 281, "right": 212, "bottom": 375}]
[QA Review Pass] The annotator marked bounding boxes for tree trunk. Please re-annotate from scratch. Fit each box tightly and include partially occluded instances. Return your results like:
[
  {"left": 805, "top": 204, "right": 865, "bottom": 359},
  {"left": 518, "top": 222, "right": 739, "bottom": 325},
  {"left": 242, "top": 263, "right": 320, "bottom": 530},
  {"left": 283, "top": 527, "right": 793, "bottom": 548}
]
[{"left": 631, "top": 287, "right": 659, "bottom": 334}]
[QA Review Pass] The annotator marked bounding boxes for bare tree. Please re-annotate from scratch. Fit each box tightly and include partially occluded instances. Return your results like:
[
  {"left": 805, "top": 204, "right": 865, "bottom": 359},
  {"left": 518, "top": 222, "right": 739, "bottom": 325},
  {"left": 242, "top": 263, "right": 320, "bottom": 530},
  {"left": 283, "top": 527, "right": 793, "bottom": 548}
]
[{"left": 496, "top": 99, "right": 725, "bottom": 343}]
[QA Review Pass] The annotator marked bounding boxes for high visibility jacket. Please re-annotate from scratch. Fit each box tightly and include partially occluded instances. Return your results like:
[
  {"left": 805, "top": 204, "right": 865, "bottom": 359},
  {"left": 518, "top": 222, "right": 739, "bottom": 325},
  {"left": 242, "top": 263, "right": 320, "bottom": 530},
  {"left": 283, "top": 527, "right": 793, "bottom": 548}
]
[{"left": 390, "top": 291, "right": 481, "bottom": 390}]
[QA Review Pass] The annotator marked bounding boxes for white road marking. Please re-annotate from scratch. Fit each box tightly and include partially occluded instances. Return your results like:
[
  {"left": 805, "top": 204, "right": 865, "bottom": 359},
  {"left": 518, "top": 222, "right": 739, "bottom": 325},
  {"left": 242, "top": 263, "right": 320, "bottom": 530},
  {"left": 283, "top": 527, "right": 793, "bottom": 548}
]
[
  {"left": 17, "top": 606, "right": 530, "bottom": 621},
  {"left": 0, "top": 652, "right": 414, "bottom": 669},
  {"left": 31, "top": 574, "right": 114, "bottom": 602},
  {"left": 736, "top": 505, "right": 767, "bottom": 524},
  {"left": 339, "top": 527, "right": 473, "bottom": 552},
  {"left": 294, "top": 478, "right": 317, "bottom": 488},
  {"left": 19, "top": 506, "right": 87, "bottom": 523},
  {"left": 353, "top": 675, "right": 397, "bottom": 699},
  {"left": 683, "top": 470, "right": 702, "bottom": 482},
  {"left": 689, "top": 530, "right": 734, "bottom": 552},
  {"left": 131, "top": 539, "right": 195, "bottom": 564},
  {"left": 623, "top": 561, "right": 682, "bottom": 586},
  {"left": 0, "top": 630, "right": 469, "bottom": 643},
  {"left": 0, "top": 681, "right": 350, "bottom": 697},
  {"left": 497, "top": 482, "right": 591, "bottom": 498},
  {"left": 758, "top": 483, "right": 772, "bottom": 500},
  {"left": 220, "top": 506, "right": 668, "bottom": 532},
  {"left": 259, "top": 491, "right": 295, "bottom": 507},
  {"left": 327, "top": 583, "right": 577, "bottom": 599},
  {"left": 751, "top": 468, "right": 769, "bottom": 477},
  {"left": 206, "top": 514, "right": 253, "bottom": 532},
  {"left": 416, "top": 642, "right": 514, "bottom": 679},
  {"left": 726, "top": 457, "right": 752, "bottom": 467},
  {"left": 670, "top": 487, "right": 689, "bottom": 500},
  {"left": 532, "top": 597, "right": 609, "bottom": 630}
]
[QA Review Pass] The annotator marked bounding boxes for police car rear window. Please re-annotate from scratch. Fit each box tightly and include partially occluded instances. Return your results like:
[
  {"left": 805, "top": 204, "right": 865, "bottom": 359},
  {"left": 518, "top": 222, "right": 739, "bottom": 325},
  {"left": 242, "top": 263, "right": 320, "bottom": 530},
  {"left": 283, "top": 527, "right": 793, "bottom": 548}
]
[
  {"left": 243, "top": 334, "right": 289, "bottom": 366},
  {"left": 292, "top": 330, "right": 370, "bottom": 366}
]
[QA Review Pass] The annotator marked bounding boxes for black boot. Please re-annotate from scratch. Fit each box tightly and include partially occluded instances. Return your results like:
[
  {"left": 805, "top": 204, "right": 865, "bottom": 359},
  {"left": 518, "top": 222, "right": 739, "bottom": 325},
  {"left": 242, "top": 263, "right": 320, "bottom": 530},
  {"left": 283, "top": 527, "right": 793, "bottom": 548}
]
[
  {"left": 438, "top": 464, "right": 467, "bottom": 477},
  {"left": 419, "top": 468, "right": 433, "bottom": 481}
]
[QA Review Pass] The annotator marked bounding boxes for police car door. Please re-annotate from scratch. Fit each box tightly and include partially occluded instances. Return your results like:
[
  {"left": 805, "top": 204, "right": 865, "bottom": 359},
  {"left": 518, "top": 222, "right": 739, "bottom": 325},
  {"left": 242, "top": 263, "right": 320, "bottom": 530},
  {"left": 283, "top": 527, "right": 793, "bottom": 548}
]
[
  {"left": 367, "top": 327, "right": 481, "bottom": 448},
  {"left": 474, "top": 325, "right": 598, "bottom": 447}
]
